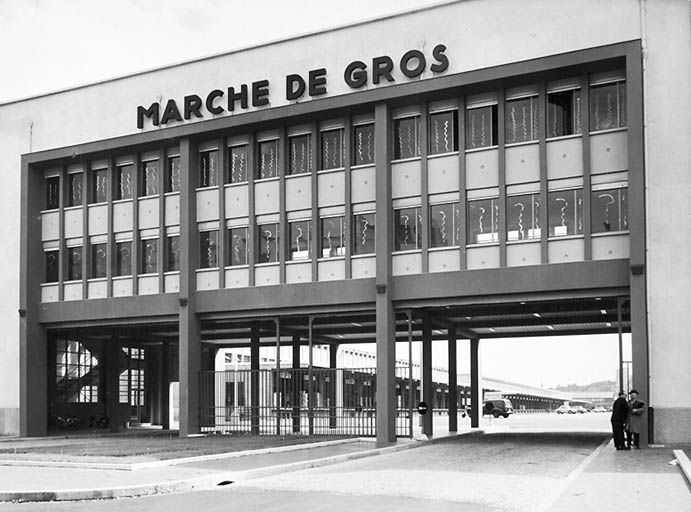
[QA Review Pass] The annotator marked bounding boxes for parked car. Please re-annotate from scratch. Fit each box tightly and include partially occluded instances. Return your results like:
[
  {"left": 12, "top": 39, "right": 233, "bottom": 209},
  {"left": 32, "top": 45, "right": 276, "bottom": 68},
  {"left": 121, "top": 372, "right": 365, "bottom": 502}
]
[
  {"left": 593, "top": 406, "right": 606, "bottom": 413},
  {"left": 556, "top": 405, "right": 576, "bottom": 414},
  {"left": 483, "top": 399, "right": 513, "bottom": 418},
  {"left": 572, "top": 405, "right": 588, "bottom": 414}
]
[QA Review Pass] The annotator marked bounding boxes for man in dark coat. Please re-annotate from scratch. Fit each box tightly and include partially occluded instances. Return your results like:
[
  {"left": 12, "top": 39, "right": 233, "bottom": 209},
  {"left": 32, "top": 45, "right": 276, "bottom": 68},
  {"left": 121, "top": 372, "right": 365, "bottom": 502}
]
[
  {"left": 626, "top": 389, "right": 646, "bottom": 449},
  {"left": 611, "top": 391, "right": 629, "bottom": 450}
]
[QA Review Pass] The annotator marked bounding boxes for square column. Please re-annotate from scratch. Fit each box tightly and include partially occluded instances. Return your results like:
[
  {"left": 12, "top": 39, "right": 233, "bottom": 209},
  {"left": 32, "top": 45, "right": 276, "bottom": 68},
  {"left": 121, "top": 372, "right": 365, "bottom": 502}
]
[
  {"left": 470, "top": 338, "right": 481, "bottom": 428},
  {"left": 250, "top": 326, "right": 260, "bottom": 435},
  {"left": 292, "top": 335, "right": 301, "bottom": 433},
  {"left": 105, "top": 331, "right": 121, "bottom": 433},
  {"left": 178, "top": 137, "right": 201, "bottom": 437},
  {"left": 422, "top": 313, "right": 433, "bottom": 437},
  {"left": 448, "top": 328, "right": 458, "bottom": 432},
  {"left": 374, "top": 102, "right": 395, "bottom": 445},
  {"left": 329, "top": 345, "right": 338, "bottom": 429},
  {"left": 19, "top": 158, "right": 48, "bottom": 437}
]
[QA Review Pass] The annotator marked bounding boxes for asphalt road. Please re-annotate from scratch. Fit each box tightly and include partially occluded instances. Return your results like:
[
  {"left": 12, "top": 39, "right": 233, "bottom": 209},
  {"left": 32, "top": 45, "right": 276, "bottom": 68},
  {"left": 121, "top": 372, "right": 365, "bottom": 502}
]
[{"left": 0, "top": 414, "right": 610, "bottom": 512}]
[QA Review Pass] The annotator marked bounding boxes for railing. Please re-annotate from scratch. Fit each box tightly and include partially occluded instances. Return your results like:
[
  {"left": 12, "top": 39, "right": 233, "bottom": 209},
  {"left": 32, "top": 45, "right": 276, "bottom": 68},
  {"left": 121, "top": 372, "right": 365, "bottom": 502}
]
[{"left": 199, "top": 366, "right": 414, "bottom": 437}]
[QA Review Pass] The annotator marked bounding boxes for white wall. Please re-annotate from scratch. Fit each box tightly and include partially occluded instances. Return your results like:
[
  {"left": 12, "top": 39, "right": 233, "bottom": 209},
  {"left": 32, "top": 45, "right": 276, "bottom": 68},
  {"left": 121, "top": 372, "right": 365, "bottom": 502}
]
[
  {"left": 643, "top": 0, "right": 691, "bottom": 439},
  {"left": 0, "top": 0, "right": 643, "bottom": 434}
]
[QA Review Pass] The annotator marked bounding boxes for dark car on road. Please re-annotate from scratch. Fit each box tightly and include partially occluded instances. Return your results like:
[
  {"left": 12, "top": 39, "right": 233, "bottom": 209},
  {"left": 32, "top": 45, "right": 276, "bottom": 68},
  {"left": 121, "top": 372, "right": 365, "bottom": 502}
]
[{"left": 483, "top": 399, "right": 514, "bottom": 418}]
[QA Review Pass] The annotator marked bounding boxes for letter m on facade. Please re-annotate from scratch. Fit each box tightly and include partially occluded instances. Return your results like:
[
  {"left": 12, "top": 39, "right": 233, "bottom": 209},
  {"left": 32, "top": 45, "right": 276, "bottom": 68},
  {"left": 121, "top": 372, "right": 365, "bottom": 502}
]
[{"left": 137, "top": 103, "right": 160, "bottom": 129}]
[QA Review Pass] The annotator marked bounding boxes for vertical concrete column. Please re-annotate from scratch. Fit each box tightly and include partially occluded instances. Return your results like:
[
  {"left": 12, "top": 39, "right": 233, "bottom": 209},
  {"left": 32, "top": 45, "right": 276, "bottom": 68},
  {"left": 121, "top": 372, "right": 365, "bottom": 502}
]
[
  {"left": 106, "top": 330, "right": 121, "bottom": 432},
  {"left": 178, "top": 137, "right": 201, "bottom": 438},
  {"left": 292, "top": 334, "right": 301, "bottom": 433},
  {"left": 161, "top": 342, "right": 170, "bottom": 429},
  {"left": 448, "top": 328, "right": 458, "bottom": 432},
  {"left": 250, "top": 325, "right": 260, "bottom": 435},
  {"left": 470, "top": 338, "right": 481, "bottom": 428},
  {"left": 374, "top": 102, "right": 395, "bottom": 445},
  {"left": 422, "top": 313, "right": 433, "bottom": 436},
  {"left": 19, "top": 158, "right": 48, "bottom": 437},
  {"left": 626, "top": 44, "right": 649, "bottom": 446},
  {"left": 329, "top": 344, "right": 338, "bottom": 429}
]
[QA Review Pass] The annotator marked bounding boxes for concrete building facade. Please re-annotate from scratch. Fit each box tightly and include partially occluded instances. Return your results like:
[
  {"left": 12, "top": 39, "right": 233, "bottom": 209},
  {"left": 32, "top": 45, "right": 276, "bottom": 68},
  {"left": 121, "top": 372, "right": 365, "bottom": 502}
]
[{"left": 1, "top": 0, "right": 689, "bottom": 444}]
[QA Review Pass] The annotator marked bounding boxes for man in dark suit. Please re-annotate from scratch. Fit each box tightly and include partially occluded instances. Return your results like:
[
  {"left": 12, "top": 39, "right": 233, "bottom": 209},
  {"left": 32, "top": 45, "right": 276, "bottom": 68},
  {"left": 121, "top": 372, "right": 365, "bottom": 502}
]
[{"left": 611, "top": 391, "right": 629, "bottom": 450}]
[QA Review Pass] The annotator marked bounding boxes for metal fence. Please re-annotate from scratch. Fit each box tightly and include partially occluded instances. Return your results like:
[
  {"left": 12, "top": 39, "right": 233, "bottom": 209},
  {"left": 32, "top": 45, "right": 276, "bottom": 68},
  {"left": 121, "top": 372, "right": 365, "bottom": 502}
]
[{"left": 199, "top": 366, "right": 414, "bottom": 437}]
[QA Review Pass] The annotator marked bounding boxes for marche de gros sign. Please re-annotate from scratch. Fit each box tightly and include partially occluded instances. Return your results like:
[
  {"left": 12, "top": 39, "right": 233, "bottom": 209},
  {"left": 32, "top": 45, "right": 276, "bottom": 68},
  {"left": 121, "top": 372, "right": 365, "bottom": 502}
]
[{"left": 136, "top": 44, "right": 449, "bottom": 129}]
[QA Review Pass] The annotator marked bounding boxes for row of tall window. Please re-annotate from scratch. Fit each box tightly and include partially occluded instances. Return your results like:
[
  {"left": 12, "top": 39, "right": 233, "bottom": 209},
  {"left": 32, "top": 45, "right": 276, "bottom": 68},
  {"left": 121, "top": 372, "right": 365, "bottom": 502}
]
[
  {"left": 43, "top": 78, "right": 626, "bottom": 211},
  {"left": 393, "top": 78, "right": 626, "bottom": 157},
  {"left": 44, "top": 186, "right": 626, "bottom": 282},
  {"left": 44, "top": 124, "right": 376, "bottom": 210}
]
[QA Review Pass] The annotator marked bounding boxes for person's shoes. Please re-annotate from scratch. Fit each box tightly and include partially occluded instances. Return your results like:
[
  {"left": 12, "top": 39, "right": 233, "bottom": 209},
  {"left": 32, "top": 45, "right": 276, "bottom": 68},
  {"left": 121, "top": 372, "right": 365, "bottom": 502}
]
[
  {"left": 616, "top": 447, "right": 622, "bottom": 450},
  {"left": 634, "top": 446, "right": 641, "bottom": 449},
  {"left": 623, "top": 446, "right": 631, "bottom": 450}
]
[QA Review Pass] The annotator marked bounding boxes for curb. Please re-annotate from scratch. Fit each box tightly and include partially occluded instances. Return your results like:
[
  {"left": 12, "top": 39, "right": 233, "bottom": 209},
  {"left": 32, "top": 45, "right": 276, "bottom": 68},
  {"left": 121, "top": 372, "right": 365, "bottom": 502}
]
[
  {"left": 672, "top": 449, "right": 691, "bottom": 486},
  {"left": 0, "top": 436, "right": 366, "bottom": 471},
  {"left": 0, "top": 431, "right": 479, "bottom": 502}
]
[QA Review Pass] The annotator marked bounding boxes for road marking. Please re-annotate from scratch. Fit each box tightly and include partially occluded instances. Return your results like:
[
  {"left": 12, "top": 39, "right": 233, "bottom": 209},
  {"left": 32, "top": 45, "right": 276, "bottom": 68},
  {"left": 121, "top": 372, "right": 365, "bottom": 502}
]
[{"left": 538, "top": 436, "right": 611, "bottom": 512}]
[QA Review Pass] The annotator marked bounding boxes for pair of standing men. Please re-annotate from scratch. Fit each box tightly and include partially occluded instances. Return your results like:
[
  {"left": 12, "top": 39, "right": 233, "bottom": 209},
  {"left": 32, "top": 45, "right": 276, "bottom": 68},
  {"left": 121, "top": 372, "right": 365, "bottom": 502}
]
[{"left": 611, "top": 389, "right": 645, "bottom": 449}]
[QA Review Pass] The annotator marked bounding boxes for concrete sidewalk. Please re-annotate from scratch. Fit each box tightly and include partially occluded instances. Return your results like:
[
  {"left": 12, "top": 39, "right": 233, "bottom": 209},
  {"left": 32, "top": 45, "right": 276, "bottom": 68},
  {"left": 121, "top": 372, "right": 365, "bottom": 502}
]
[
  {"left": 1, "top": 432, "right": 689, "bottom": 508},
  {"left": 0, "top": 434, "right": 456, "bottom": 502},
  {"left": 548, "top": 441, "right": 691, "bottom": 512}
]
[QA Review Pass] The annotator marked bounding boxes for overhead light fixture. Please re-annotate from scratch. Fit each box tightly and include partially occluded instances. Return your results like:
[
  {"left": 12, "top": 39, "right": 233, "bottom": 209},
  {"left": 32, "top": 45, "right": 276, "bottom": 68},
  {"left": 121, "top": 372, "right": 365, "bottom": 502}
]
[
  {"left": 600, "top": 309, "right": 607, "bottom": 315},
  {"left": 606, "top": 322, "right": 613, "bottom": 327},
  {"left": 351, "top": 322, "right": 362, "bottom": 327},
  {"left": 533, "top": 313, "right": 541, "bottom": 318},
  {"left": 433, "top": 330, "right": 443, "bottom": 335},
  {"left": 489, "top": 328, "right": 496, "bottom": 332},
  {"left": 547, "top": 325, "right": 555, "bottom": 330}
]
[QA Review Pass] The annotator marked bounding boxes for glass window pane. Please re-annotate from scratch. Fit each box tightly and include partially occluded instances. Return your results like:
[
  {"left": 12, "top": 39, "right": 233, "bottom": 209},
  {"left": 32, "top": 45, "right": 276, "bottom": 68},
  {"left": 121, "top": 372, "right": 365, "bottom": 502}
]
[
  {"left": 289, "top": 220, "right": 311, "bottom": 260},
  {"left": 200, "top": 150, "right": 218, "bottom": 188},
  {"left": 320, "top": 217, "right": 345, "bottom": 257},
  {"left": 257, "top": 224, "right": 279, "bottom": 263},
  {"left": 466, "top": 105, "right": 497, "bottom": 149},
  {"left": 68, "top": 173, "right": 83, "bottom": 207},
  {"left": 228, "top": 227, "right": 248, "bottom": 266},
  {"left": 393, "top": 117, "right": 420, "bottom": 160},
  {"left": 429, "top": 111, "right": 458, "bottom": 155},
  {"left": 46, "top": 176, "right": 60, "bottom": 210},
  {"left": 321, "top": 129, "right": 344, "bottom": 170},
  {"left": 352, "top": 213, "right": 375, "bottom": 255},
  {"left": 618, "top": 82, "right": 626, "bottom": 127},
  {"left": 117, "top": 164, "right": 133, "bottom": 200},
  {"left": 506, "top": 97, "right": 538, "bottom": 144},
  {"left": 257, "top": 140, "right": 278, "bottom": 179},
  {"left": 549, "top": 189, "right": 583, "bottom": 237},
  {"left": 90, "top": 243, "right": 107, "bottom": 279},
  {"left": 116, "top": 241, "right": 132, "bottom": 276},
  {"left": 199, "top": 230, "right": 218, "bottom": 268},
  {"left": 165, "top": 236, "right": 179, "bottom": 272},
  {"left": 141, "top": 161, "right": 159, "bottom": 196},
  {"left": 430, "top": 203, "right": 457, "bottom": 247},
  {"left": 91, "top": 169, "right": 108, "bottom": 203},
  {"left": 229, "top": 145, "right": 248, "bottom": 183},
  {"left": 547, "top": 90, "right": 582, "bottom": 138},
  {"left": 141, "top": 239, "right": 158, "bottom": 274},
  {"left": 590, "top": 82, "right": 626, "bottom": 131},
  {"left": 166, "top": 156, "right": 180, "bottom": 193},
  {"left": 353, "top": 124, "right": 374, "bottom": 166},
  {"left": 507, "top": 194, "right": 540, "bottom": 241},
  {"left": 289, "top": 134, "right": 311, "bottom": 175},
  {"left": 45, "top": 250, "right": 59, "bottom": 283},
  {"left": 394, "top": 207, "right": 421, "bottom": 251},
  {"left": 591, "top": 187, "right": 628, "bottom": 233},
  {"left": 67, "top": 247, "right": 82, "bottom": 280},
  {"left": 467, "top": 198, "right": 499, "bottom": 244}
]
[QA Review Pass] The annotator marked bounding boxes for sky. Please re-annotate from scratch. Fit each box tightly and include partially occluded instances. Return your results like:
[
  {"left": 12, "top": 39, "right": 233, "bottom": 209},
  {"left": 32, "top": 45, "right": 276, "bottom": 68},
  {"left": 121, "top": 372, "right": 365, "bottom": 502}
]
[{"left": 0, "top": 0, "right": 630, "bottom": 389}]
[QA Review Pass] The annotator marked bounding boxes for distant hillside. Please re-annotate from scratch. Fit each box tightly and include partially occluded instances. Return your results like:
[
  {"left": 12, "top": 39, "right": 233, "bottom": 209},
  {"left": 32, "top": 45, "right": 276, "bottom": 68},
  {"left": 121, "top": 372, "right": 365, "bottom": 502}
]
[{"left": 553, "top": 380, "right": 615, "bottom": 393}]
